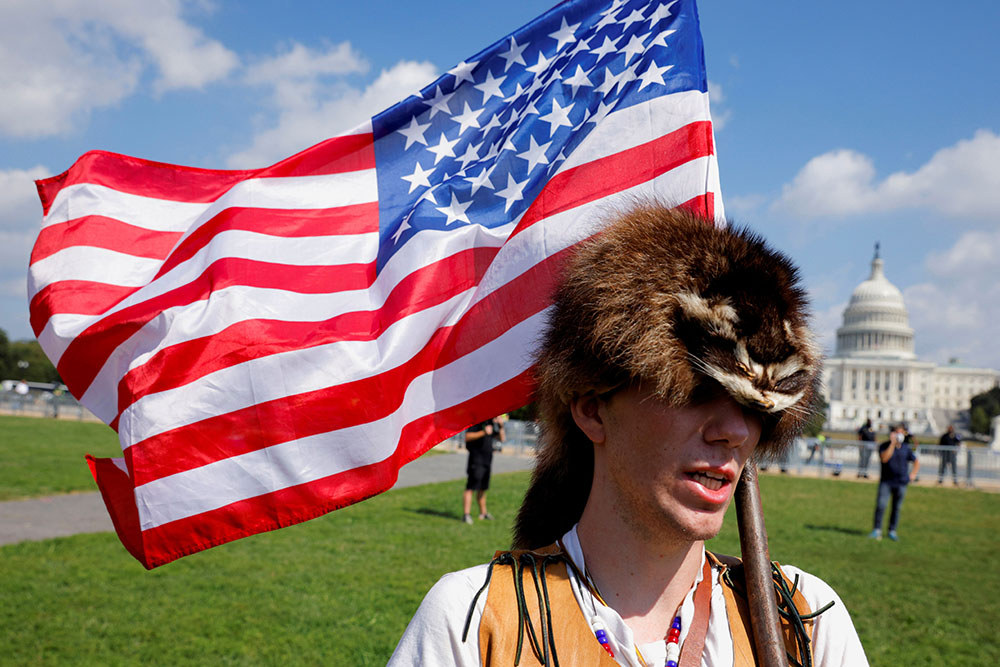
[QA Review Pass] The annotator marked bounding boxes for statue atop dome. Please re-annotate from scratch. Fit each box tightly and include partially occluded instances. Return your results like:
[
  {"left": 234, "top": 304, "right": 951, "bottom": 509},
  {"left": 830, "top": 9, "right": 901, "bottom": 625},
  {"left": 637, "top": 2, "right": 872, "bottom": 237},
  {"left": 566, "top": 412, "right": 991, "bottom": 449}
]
[{"left": 835, "top": 247, "right": 915, "bottom": 360}]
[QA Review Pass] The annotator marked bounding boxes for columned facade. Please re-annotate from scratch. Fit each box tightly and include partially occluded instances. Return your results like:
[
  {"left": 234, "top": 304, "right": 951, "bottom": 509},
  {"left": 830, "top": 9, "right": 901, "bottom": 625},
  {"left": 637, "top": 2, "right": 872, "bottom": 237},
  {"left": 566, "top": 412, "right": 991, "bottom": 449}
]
[{"left": 822, "top": 247, "right": 999, "bottom": 433}]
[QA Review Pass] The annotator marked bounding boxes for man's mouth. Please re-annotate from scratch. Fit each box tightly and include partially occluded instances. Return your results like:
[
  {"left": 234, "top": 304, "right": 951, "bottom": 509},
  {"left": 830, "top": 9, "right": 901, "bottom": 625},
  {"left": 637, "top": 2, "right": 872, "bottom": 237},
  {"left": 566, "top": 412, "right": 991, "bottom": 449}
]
[{"left": 688, "top": 471, "right": 728, "bottom": 491}]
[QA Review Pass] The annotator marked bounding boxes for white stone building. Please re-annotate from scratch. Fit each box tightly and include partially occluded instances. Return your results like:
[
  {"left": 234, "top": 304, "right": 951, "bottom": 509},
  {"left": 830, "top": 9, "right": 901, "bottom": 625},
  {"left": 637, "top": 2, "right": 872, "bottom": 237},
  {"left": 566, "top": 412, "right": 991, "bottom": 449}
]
[{"left": 822, "top": 248, "right": 999, "bottom": 434}]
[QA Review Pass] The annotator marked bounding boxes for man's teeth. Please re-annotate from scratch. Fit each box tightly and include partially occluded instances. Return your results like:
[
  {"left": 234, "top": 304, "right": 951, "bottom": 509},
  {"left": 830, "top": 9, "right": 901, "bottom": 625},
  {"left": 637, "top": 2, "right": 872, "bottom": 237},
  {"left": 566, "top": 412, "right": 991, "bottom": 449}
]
[{"left": 691, "top": 472, "right": 726, "bottom": 491}]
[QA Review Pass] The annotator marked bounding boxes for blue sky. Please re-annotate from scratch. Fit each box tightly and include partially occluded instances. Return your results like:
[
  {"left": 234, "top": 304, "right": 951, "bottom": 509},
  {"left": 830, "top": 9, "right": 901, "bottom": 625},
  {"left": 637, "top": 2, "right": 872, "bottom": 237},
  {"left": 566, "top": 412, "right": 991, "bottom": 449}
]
[{"left": 2, "top": 0, "right": 998, "bottom": 371}]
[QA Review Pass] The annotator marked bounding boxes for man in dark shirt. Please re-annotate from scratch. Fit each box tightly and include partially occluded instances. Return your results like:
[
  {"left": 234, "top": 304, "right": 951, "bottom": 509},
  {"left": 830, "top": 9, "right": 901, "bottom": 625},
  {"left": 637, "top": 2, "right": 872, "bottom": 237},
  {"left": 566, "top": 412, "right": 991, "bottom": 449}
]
[
  {"left": 462, "top": 418, "right": 505, "bottom": 524},
  {"left": 857, "top": 418, "right": 876, "bottom": 478},
  {"left": 869, "top": 424, "right": 920, "bottom": 541},
  {"left": 937, "top": 425, "right": 961, "bottom": 485}
]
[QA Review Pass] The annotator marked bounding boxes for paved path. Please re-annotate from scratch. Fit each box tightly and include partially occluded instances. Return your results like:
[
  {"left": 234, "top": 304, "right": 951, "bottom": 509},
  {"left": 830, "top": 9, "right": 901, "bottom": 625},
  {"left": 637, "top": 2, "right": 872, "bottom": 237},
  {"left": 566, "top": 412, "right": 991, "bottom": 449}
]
[{"left": 0, "top": 449, "right": 535, "bottom": 547}]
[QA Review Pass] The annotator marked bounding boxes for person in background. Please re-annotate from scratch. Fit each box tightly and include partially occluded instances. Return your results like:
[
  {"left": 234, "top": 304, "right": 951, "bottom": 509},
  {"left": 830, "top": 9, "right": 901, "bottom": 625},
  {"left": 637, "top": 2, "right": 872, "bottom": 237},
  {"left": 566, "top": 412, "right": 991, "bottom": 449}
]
[
  {"left": 462, "top": 417, "right": 505, "bottom": 524},
  {"left": 857, "top": 418, "right": 876, "bottom": 479},
  {"left": 869, "top": 424, "right": 920, "bottom": 541},
  {"left": 937, "top": 425, "right": 961, "bottom": 485}
]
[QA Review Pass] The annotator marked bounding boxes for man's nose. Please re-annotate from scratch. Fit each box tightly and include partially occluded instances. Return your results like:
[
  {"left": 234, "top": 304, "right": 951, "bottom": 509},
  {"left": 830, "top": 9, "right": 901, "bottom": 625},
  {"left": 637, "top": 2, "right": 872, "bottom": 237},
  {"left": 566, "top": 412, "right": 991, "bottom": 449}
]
[{"left": 703, "top": 394, "right": 756, "bottom": 449}]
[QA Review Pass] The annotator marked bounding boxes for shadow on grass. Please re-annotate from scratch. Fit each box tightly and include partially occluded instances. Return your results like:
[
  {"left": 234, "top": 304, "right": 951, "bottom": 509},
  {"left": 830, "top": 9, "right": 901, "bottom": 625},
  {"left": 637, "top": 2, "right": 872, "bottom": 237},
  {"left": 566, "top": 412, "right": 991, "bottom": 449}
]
[
  {"left": 405, "top": 507, "right": 461, "bottom": 521},
  {"left": 803, "top": 524, "right": 868, "bottom": 537}
]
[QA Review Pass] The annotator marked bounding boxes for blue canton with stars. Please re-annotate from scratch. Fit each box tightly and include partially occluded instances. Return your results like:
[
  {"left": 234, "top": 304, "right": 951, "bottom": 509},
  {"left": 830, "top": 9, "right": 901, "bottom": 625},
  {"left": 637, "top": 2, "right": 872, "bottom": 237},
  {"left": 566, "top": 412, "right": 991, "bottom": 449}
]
[{"left": 371, "top": 0, "right": 707, "bottom": 271}]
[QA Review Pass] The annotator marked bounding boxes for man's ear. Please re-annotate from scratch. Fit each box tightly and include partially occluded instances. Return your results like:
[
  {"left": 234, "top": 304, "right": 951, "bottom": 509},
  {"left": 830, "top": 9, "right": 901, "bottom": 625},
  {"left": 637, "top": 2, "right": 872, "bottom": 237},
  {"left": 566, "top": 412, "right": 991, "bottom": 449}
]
[{"left": 570, "top": 392, "right": 607, "bottom": 445}]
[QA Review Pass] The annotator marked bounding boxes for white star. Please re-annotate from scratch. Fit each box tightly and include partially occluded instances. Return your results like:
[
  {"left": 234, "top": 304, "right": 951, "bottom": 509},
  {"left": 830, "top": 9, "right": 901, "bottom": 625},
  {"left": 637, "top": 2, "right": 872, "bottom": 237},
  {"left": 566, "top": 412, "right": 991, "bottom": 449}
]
[
  {"left": 426, "top": 133, "right": 460, "bottom": 164},
  {"left": 474, "top": 69, "right": 506, "bottom": 103},
  {"left": 480, "top": 112, "right": 502, "bottom": 134},
  {"left": 601, "top": 0, "right": 628, "bottom": 15},
  {"left": 585, "top": 99, "right": 615, "bottom": 127},
  {"left": 621, "top": 34, "right": 647, "bottom": 63},
  {"left": 391, "top": 213, "right": 413, "bottom": 244},
  {"left": 539, "top": 98, "right": 574, "bottom": 137},
  {"left": 568, "top": 35, "right": 593, "bottom": 58},
  {"left": 495, "top": 174, "right": 529, "bottom": 212},
  {"left": 595, "top": 67, "right": 625, "bottom": 96},
  {"left": 619, "top": 8, "right": 646, "bottom": 30},
  {"left": 451, "top": 102, "right": 483, "bottom": 134},
  {"left": 448, "top": 60, "right": 478, "bottom": 85},
  {"left": 426, "top": 86, "right": 455, "bottom": 118},
  {"left": 637, "top": 61, "right": 673, "bottom": 90},
  {"left": 590, "top": 34, "right": 620, "bottom": 60},
  {"left": 648, "top": 29, "right": 677, "bottom": 49},
  {"left": 595, "top": 11, "right": 619, "bottom": 30},
  {"left": 400, "top": 161, "right": 434, "bottom": 193},
  {"left": 548, "top": 17, "right": 580, "bottom": 51},
  {"left": 436, "top": 192, "right": 473, "bottom": 225},
  {"left": 562, "top": 64, "right": 593, "bottom": 97},
  {"left": 516, "top": 136, "right": 552, "bottom": 172},
  {"left": 647, "top": 1, "right": 679, "bottom": 28},
  {"left": 465, "top": 165, "right": 496, "bottom": 196},
  {"left": 397, "top": 117, "right": 430, "bottom": 149},
  {"left": 455, "top": 141, "right": 482, "bottom": 170},
  {"left": 525, "top": 50, "right": 554, "bottom": 75},
  {"left": 499, "top": 36, "right": 528, "bottom": 71},
  {"left": 504, "top": 83, "right": 528, "bottom": 103}
]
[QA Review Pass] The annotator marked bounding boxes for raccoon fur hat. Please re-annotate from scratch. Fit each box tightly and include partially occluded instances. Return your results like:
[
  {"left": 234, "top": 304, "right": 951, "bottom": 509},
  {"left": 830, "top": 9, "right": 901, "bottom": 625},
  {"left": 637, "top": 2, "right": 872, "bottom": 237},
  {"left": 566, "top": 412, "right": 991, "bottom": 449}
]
[{"left": 512, "top": 203, "right": 822, "bottom": 549}]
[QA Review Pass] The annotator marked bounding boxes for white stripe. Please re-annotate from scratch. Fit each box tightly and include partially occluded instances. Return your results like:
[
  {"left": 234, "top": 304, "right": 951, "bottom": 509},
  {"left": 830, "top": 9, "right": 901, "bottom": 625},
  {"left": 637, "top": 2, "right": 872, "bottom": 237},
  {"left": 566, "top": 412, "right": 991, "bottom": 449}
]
[
  {"left": 134, "top": 307, "right": 546, "bottom": 530},
  {"left": 29, "top": 248, "right": 163, "bottom": 296},
  {"left": 116, "top": 285, "right": 479, "bottom": 445},
  {"left": 560, "top": 89, "right": 711, "bottom": 172},
  {"left": 28, "top": 228, "right": 378, "bottom": 300},
  {"left": 40, "top": 170, "right": 378, "bottom": 231}
]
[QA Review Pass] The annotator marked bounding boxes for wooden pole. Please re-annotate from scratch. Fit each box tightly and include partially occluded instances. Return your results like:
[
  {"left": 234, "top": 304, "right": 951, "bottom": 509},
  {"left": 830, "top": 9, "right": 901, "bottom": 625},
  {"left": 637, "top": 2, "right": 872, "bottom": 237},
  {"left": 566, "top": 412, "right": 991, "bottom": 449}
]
[{"left": 734, "top": 462, "right": 788, "bottom": 667}]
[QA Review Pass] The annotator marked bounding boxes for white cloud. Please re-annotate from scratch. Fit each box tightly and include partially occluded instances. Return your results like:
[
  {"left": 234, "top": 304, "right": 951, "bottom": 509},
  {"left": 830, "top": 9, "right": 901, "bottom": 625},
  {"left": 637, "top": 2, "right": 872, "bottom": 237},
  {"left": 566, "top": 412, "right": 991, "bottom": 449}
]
[
  {"left": 774, "top": 130, "right": 1000, "bottom": 221},
  {"left": 904, "top": 227, "right": 1000, "bottom": 370},
  {"left": 707, "top": 80, "right": 730, "bottom": 130},
  {"left": 0, "top": 166, "right": 50, "bottom": 339},
  {"left": 0, "top": 0, "right": 237, "bottom": 138},
  {"left": 227, "top": 59, "right": 438, "bottom": 168}
]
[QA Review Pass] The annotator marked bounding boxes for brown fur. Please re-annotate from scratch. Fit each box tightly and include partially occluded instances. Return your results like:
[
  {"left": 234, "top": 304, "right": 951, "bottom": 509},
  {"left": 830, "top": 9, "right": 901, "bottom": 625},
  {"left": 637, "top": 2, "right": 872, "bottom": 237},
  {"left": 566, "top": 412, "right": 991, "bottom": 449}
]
[{"left": 513, "top": 204, "right": 822, "bottom": 549}]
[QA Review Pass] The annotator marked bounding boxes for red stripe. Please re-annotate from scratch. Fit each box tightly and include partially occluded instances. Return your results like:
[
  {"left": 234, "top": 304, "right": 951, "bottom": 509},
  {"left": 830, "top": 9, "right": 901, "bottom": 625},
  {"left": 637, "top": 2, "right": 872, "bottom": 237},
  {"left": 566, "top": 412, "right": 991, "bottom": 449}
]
[
  {"left": 154, "top": 202, "right": 379, "bottom": 279},
  {"left": 87, "top": 455, "right": 146, "bottom": 567},
  {"left": 114, "top": 244, "right": 502, "bottom": 419},
  {"left": 56, "top": 257, "right": 377, "bottom": 398},
  {"left": 35, "top": 133, "right": 375, "bottom": 216},
  {"left": 678, "top": 192, "right": 715, "bottom": 220},
  {"left": 512, "top": 120, "right": 714, "bottom": 238},
  {"left": 123, "top": 243, "right": 570, "bottom": 485},
  {"left": 31, "top": 216, "right": 183, "bottom": 265},
  {"left": 30, "top": 281, "right": 141, "bottom": 337},
  {"left": 118, "top": 368, "right": 535, "bottom": 569}
]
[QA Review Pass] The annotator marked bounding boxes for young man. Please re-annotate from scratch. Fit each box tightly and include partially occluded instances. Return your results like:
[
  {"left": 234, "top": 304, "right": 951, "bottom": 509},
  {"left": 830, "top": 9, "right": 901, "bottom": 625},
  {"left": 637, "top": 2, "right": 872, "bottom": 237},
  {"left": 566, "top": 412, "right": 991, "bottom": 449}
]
[
  {"left": 857, "top": 418, "right": 876, "bottom": 478},
  {"left": 869, "top": 424, "right": 920, "bottom": 541},
  {"left": 462, "top": 417, "right": 506, "bottom": 524},
  {"left": 937, "top": 424, "right": 960, "bottom": 485},
  {"left": 390, "top": 206, "right": 868, "bottom": 666}
]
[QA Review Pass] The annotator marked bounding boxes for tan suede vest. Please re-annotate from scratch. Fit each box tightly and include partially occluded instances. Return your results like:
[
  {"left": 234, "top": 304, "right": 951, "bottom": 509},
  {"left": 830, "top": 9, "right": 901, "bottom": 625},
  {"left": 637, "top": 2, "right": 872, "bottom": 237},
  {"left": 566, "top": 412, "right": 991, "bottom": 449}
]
[{"left": 478, "top": 546, "right": 815, "bottom": 666}]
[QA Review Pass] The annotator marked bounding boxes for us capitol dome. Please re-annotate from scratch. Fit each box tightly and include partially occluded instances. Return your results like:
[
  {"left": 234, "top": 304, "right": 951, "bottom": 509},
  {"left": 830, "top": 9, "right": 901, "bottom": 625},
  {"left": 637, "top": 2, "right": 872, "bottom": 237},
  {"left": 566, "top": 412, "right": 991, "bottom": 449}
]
[{"left": 821, "top": 245, "right": 998, "bottom": 434}]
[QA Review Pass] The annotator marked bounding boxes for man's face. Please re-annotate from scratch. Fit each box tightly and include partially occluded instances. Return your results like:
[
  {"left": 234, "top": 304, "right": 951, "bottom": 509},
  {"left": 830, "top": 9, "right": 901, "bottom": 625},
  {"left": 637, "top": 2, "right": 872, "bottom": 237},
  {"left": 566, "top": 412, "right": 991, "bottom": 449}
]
[{"left": 594, "top": 384, "right": 762, "bottom": 543}]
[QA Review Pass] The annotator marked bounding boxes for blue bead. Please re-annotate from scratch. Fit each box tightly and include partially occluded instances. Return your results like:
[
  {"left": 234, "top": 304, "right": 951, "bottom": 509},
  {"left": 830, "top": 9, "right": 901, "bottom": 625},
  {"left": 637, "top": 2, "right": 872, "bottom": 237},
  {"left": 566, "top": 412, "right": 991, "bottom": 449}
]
[
  {"left": 666, "top": 662, "right": 678, "bottom": 667},
  {"left": 671, "top": 616, "right": 682, "bottom": 630},
  {"left": 595, "top": 630, "right": 608, "bottom": 642}
]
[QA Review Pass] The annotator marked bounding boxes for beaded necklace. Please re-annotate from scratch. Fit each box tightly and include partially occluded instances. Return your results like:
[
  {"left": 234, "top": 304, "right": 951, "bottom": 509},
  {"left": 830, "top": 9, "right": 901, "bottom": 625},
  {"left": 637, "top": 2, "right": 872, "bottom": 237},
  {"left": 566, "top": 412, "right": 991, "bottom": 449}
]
[{"left": 575, "top": 555, "right": 712, "bottom": 667}]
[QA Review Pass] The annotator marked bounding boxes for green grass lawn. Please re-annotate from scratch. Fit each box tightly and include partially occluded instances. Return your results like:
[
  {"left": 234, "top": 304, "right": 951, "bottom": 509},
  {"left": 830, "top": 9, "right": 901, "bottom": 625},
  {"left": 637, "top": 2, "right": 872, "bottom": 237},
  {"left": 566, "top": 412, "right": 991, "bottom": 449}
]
[
  {"left": 0, "top": 415, "right": 121, "bottom": 500},
  {"left": 3, "top": 462, "right": 999, "bottom": 665}
]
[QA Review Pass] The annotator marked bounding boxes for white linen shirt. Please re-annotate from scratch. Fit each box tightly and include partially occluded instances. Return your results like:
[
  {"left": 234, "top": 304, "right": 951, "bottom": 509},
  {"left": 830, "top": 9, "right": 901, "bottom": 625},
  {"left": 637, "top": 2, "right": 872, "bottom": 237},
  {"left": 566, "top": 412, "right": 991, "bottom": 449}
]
[{"left": 389, "top": 525, "right": 868, "bottom": 666}]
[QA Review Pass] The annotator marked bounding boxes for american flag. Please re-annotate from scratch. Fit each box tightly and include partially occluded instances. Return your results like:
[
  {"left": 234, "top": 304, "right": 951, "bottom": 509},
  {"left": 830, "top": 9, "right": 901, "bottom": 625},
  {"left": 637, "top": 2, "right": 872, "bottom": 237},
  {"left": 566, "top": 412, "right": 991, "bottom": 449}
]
[{"left": 29, "top": 0, "right": 723, "bottom": 568}]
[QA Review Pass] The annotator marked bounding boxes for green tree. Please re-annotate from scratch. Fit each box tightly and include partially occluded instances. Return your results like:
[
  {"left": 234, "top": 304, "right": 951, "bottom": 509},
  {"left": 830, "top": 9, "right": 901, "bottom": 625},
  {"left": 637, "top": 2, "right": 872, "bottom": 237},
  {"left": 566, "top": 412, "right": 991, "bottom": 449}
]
[
  {"left": 7, "top": 338, "right": 61, "bottom": 384},
  {"left": 803, "top": 395, "right": 828, "bottom": 438},
  {"left": 970, "top": 387, "right": 1000, "bottom": 435},
  {"left": 0, "top": 328, "right": 11, "bottom": 379}
]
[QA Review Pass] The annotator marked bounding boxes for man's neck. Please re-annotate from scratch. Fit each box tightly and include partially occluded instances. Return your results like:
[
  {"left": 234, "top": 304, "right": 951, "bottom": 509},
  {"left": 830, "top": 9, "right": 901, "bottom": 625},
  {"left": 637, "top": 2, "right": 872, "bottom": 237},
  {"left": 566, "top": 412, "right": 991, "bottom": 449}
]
[{"left": 576, "top": 511, "right": 703, "bottom": 645}]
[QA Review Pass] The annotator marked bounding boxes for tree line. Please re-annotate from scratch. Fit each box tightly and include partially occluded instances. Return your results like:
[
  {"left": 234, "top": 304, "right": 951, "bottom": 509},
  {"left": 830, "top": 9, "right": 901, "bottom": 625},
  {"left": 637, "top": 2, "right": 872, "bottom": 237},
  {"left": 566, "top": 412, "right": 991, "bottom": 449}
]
[{"left": 0, "top": 328, "right": 61, "bottom": 384}]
